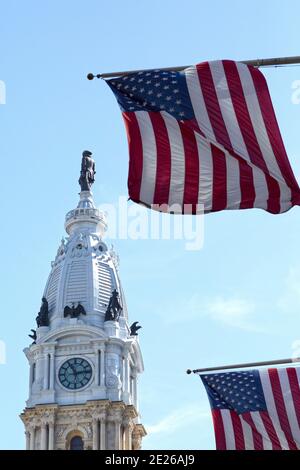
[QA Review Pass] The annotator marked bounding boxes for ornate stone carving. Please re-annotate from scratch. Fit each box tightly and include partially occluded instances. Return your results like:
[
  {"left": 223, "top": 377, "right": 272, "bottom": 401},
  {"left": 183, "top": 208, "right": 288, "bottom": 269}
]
[
  {"left": 55, "top": 425, "right": 68, "bottom": 440},
  {"left": 82, "top": 423, "right": 93, "bottom": 439},
  {"left": 109, "top": 245, "right": 120, "bottom": 270},
  {"left": 105, "top": 355, "right": 121, "bottom": 389},
  {"left": 70, "top": 233, "right": 89, "bottom": 258}
]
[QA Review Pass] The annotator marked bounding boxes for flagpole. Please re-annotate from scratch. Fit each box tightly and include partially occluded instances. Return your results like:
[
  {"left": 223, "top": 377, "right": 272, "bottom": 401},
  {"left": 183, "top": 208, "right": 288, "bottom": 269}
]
[
  {"left": 87, "top": 55, "right": 300, "bottom": 80},
  {"left": 186, "top": 357, "right": 300, "bottom": 375}
]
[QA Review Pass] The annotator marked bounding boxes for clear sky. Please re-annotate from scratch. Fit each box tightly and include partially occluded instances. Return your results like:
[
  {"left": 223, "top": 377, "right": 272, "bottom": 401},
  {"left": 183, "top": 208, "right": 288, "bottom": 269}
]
[{"left": 1, "top": 0, "right": 300, "bottom": 450}]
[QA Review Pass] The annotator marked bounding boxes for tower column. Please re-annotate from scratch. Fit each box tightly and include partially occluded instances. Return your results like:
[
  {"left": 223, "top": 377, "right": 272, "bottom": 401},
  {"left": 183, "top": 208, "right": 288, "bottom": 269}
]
[
  {"left": 49, "top": 353, "right": 55, "bottom": 389},
  {"left": 100, "top": 346, "right": 105, "bottom": 387},
  {"left": 132, "top": 370, "right": 138, "bottom": 409},
  {"left": 29, "top": 426, "right": 36, "bottom": 450},
  {"left": 100, "top": 417, "right": 106, "bottom": 450},
  {"left": 124, "top": 422, "right": 134, "bottom": 450},
  {"left": 41, "top": 423, "right": 47, "bottom": 450},
  {"left": 92, "top": 418, "right": 99, "bottom": 450},
  {"left": 25, "top": 431, "right": 30, "bottom": 450},
  {"left": 124, "top": 356, "right": 129, "bottom": 393},
  {"left": 43, "top": 355, "right": 49, "bottom": 390},
  {"left": 114, "top": 419, "right": 121, "bottom": 450},
  {"left": 49, "top": 422, "right": 55, "bottom": 450},
  {"left": 29, "top": 363, "right": 33, "bottom": 396},
  {"left": 94, "top": 350, "right": 99, "bottom": 386}
]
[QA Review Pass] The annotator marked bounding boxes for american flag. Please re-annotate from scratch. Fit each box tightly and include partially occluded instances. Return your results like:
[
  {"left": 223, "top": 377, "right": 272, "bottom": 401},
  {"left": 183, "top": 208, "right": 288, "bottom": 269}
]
[
  {"left": 107, "top": 60, "right": 300, "bottom": 214},
  {"left": 200, "top": 367, "right": 300, "bottom": 450}
]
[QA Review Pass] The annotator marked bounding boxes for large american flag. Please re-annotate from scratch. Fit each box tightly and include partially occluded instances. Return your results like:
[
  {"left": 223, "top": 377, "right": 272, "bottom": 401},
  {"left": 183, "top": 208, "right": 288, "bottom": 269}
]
[
  {"left": 200, "top": 367, "right": 300, "bottom": 450},
  {"left": 107, "top": 60, "right": 300, "bottom": 214}
]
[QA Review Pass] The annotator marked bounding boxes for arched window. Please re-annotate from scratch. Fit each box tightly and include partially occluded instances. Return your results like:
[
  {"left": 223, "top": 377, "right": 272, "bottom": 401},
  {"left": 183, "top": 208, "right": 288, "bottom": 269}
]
[{"left": 70, "top": 435, "right": 84, "bottom": 450}]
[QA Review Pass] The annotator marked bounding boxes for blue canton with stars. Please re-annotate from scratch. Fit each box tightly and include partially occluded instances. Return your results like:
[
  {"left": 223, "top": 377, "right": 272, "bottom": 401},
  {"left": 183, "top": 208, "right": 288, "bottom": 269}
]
[
  {"left": 107, "top": 69, "right": 195, "bottom": 121},
  {"left": 201, "top": 370, "right": 267, "bottom": 415}
]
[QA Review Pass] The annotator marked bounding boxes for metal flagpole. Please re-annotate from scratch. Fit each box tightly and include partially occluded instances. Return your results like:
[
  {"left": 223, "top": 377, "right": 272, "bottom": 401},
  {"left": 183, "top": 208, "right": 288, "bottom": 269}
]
[
  {"left": 186, "top": 357, "right": 300, "bottom": 375},
  {"left": 87, "top": 55, "right": 300, "bottom": 80}
]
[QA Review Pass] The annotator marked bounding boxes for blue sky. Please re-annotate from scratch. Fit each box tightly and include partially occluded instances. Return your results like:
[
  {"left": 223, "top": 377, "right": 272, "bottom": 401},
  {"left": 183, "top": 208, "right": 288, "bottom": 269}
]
[{"left": 1, "top": 0, "right": 300, "bottom": 449}]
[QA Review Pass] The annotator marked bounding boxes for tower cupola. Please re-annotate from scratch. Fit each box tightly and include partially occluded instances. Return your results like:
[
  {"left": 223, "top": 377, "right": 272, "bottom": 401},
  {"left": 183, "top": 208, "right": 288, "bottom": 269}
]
[{"left": 20, "top": 151, "right": 146, "bottom": 450}]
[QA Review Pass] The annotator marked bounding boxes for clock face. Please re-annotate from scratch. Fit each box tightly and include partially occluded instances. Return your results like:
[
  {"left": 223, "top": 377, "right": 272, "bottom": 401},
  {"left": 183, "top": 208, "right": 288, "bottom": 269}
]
[{"left": 58, "top": 358, "right": 93, "bottom": 390}]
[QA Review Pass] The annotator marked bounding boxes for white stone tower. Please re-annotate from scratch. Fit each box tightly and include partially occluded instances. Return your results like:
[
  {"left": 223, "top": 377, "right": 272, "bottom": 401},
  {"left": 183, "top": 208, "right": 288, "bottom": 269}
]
[{"left": 20, "top": 151, "right": 146, "bottom": 450}]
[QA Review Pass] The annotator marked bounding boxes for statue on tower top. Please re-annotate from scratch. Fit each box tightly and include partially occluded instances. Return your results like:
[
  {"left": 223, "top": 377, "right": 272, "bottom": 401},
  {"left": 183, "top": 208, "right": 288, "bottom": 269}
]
[{"left": 78, "top": 150, "right": 96, "bottom": 191}]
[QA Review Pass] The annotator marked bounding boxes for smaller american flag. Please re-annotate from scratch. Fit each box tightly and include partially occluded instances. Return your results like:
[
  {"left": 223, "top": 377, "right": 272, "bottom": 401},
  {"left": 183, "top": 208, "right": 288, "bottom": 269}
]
[{"left": 200, "top": 367, "right": 300, "bottom": 450}]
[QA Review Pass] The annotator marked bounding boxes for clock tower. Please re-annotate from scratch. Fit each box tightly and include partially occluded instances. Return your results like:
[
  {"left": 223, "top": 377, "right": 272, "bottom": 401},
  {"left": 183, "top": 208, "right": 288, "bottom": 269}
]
[{"left": 20, "top": 151, "right": 146, "bottom": 450}]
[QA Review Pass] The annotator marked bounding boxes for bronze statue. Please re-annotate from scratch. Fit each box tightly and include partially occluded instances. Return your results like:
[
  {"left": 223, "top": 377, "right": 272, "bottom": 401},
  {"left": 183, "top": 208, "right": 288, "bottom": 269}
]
[
  {"left": 64, "top": 302, "right": 86, "bottom": 318},
  {"left": 130, "top": 321, "right": 142, "bottom": 336},
  {"left": 36, "top": 297, "right": 49, "bottom": 327},
  {"left": 78, "top": 150, "right": 96, "bottom": 191},
  {"left": 105, "top": 290, "right": 122, "bottom": 322}
]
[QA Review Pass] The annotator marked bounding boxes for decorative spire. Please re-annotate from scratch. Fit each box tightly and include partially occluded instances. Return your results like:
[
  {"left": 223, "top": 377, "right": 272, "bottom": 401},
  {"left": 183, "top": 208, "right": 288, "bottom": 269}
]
[
  {"left": 64, "top": 151, "right": 107, "bottom": 236},
  {"left": 78, "top": 150, "right": 96, "bottom": 192}
]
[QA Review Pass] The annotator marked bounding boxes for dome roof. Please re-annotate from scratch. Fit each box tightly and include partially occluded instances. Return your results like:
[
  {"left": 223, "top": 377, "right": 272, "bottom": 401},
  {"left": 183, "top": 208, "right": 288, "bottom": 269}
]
[{"left": 43, "top": 190, "right": 129, "bottom": 335}]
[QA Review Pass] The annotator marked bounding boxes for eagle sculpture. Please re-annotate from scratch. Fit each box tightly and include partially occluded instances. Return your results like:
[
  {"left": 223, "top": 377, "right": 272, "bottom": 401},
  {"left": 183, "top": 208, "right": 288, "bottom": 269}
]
[
  {"left": 64, "top": 302, "right": 86, "bottom": 318},
  {"left": 130, "top": 321, "right": 142, "bottom": 336}
]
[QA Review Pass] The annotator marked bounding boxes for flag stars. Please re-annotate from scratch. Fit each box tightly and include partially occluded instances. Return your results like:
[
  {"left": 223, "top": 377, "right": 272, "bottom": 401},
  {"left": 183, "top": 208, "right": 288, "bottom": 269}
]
[{"left": 109, "top": 69, "right": 195, "bottom": 120}]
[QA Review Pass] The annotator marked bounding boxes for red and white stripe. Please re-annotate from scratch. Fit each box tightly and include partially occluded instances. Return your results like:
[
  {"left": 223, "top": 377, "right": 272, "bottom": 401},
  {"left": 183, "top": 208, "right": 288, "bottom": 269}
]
[
  {"left": 124, "top": 60, "right": 300, "bottom": 214},
  {"left": 209, "top": 367, "right": 300, "bottom": 450}
]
